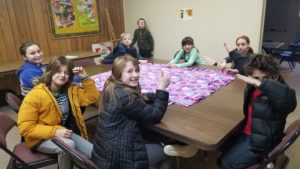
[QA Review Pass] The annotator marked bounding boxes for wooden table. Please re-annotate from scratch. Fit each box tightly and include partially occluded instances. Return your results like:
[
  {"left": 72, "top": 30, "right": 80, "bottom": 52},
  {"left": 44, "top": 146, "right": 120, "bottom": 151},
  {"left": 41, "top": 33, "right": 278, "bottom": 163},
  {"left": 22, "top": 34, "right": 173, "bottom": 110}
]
[
  {"left": 0, "top": 51, "right": 100, "bottom": 74},
  {"left": 85, "top": 62, "right": 245, "bottom": 151}
]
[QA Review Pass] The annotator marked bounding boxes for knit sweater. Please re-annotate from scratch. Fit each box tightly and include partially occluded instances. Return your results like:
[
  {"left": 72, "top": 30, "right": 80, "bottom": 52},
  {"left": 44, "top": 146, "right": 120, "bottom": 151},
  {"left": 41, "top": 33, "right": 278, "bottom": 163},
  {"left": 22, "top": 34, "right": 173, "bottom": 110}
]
[{"left": 169, "top": 48, "right": 204, "bottom": 67}]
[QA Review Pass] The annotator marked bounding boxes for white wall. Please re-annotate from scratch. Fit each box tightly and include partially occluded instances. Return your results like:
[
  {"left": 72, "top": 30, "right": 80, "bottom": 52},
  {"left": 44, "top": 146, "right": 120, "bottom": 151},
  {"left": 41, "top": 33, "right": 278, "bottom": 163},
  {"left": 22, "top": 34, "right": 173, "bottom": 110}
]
[{"left": 123, "top": 0, "right": 266, "bottom": 62}]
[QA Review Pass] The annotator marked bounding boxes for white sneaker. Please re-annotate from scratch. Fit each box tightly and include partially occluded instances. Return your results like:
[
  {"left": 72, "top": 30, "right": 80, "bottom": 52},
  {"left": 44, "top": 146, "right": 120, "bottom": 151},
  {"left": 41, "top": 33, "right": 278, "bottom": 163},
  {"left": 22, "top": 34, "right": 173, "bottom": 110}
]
[{"left": 163, "top": 144, "right": 198, "bottom": 158}]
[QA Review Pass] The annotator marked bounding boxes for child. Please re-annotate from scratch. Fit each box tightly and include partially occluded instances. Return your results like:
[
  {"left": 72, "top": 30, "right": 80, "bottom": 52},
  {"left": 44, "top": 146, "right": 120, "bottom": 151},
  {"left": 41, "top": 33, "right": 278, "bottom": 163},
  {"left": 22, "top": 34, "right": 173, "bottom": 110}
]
[
  {"left": 18, "top": 56, "right": 99, "bottom": 169},
  {"left": 219, "top": 35, "right": 254, "bottom": 75},
  {"left": 132, "top": 18, "right": 154, "bottom": 58},
  {"left": 168, "top": 36, "right": 216, "bottom": 67},
  {"left": 17, "top": 41, "right": 47, "bottom": 96},
  {"left": 92, "top": 54, "right": 173, "bottom": 169},
  {"left": 218, "top": 54, "right": 297, "bottom": 169},
  {"left": 102, "top": 32, "right": 147, "bottom": 64}
]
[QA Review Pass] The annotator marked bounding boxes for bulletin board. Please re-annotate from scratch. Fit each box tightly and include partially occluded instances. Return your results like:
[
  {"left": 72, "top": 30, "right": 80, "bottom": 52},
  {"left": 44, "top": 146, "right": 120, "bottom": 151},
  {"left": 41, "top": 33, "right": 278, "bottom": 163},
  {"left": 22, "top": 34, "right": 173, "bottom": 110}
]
[{"left": 47, "top": 0, "right": 103, "bottom": 38}]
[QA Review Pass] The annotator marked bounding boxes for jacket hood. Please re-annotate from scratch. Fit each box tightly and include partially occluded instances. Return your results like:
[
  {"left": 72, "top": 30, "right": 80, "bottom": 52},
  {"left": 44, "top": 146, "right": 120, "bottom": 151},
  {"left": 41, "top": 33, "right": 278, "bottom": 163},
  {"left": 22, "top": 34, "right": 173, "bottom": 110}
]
[{"left": 16, "top": 61, "right": 45, "bottom": 76}]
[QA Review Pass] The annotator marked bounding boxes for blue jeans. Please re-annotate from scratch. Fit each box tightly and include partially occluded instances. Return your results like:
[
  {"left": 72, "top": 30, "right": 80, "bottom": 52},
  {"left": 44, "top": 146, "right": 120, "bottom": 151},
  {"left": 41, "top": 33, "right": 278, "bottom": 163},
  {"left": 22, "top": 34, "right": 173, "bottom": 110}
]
[
  {"left": 36, "top": 133, "right": 93, "bottom": 169},
  {"left": 219, "top": 134, "right": 260, "bottom": 169}
]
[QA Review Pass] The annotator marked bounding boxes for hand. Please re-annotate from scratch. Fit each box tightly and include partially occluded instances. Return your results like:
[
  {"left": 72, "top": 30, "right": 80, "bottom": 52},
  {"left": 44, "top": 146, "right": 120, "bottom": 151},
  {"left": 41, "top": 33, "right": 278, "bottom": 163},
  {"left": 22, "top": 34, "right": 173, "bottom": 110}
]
[
  {"left": 55, "top": 129, "right": 73, "bottom": 138},
  {"left": 224, "top": 43, "right": 232, "bottom": 52},
  {"left": 202, "top": 56, "right": 216, "bottom": 65},
  {"left": 158, "top": 71, "right": 170, "bottom": 90},
  {"left": 167, "top": 64, "right": 177, "bottom": 68},
  {"left": 72, "top": 66, "right": 88, "bottom": 79},
  {"left": 236, "top": 74, "right": 261, "bottom": 87},
  {"left": 219, "top": 61, "right": 227, "bottom": 71},
  {"left": 139, "top": 59, "right": 148, "bottom": 64},
  {"left": 226, "top": 68, "right": 239, "bottom": 75}
]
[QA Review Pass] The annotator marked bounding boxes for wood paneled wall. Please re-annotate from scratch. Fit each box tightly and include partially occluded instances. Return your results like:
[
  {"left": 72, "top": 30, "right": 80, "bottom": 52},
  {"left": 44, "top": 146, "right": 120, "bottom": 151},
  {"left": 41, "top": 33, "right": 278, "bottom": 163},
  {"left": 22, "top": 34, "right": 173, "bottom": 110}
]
[{"left": 0, "top": 0, "right": 125, "bottom": 64}]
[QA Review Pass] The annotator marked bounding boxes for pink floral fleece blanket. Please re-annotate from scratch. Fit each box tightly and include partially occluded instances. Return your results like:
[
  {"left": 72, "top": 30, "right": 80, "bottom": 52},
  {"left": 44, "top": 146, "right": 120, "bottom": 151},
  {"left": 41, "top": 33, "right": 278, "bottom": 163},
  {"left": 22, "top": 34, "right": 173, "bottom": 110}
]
[{"left": 91, "top": 63, "right": 235, "bottom": 106}]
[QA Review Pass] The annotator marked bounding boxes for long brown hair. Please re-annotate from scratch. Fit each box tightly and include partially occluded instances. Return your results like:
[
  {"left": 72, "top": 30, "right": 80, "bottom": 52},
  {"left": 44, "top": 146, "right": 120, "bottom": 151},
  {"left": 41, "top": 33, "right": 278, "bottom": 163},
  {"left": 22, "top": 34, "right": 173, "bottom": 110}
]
[
  {"left": 236, "top": 35, "right": 254, "bottom": 54},
  {"left": 34, "top": 56, "right": 74, "bottom": 91},
  {"left": 100, "top": 54, "right": 143, "bottom": 111}
]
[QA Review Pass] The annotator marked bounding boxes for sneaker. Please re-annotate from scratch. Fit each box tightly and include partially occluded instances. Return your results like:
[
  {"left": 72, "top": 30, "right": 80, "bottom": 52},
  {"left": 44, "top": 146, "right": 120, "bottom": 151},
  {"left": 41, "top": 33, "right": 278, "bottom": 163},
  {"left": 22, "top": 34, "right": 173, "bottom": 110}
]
[{"left": 163, "top": 144, "right": 198, "bottom": 158}]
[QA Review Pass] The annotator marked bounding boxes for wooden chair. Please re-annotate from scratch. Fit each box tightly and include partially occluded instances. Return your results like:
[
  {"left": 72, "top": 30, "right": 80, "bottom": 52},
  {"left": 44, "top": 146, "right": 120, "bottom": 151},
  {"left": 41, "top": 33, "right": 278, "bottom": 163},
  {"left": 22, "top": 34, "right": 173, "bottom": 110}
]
[
  {"left": 247, "top": 119, "right": 300, "bottom": 169},
  {"left": 0, "top": 112, "right": 57, "bottom": 169}
]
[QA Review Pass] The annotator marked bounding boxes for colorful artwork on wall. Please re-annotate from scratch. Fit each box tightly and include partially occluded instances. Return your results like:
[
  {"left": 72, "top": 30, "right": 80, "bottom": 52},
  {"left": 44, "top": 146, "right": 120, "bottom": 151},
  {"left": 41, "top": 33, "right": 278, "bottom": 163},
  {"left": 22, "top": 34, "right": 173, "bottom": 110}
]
[{"left": 48, "top": 0, "right": 102, "bottom": 38}]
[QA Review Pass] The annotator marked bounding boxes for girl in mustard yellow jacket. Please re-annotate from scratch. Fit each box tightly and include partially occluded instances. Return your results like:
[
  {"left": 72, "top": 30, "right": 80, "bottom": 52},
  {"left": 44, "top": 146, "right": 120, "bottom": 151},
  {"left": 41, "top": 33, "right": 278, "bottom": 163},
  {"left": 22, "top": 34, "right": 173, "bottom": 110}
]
[{"left": 18, "top": 56, "right": 99, "bottom": 169}]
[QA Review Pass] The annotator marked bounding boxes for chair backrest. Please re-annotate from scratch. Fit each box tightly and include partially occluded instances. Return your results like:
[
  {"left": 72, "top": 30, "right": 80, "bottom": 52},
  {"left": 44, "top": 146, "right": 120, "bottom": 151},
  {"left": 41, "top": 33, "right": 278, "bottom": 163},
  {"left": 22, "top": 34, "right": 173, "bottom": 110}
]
[
  {"left": 0, "top": 112, "right": 16, "bottom": 148},
  {"left": 52, "top": 137, "right": 99, "bottom": 169},
  {"left": 256, "top": 119, "right": 300, "bottom": 169},
  {"left": 0, "top": 112, "right": 57, "bottom": 169},
  {"left": 292, "top": 32, "right": 300, "bottom": 44},
  {"left": 72, "top": 59, "right": 96, "bottom": 67},
  {"left": 5, "top": 92, "right": 22, "bottom": 113}
]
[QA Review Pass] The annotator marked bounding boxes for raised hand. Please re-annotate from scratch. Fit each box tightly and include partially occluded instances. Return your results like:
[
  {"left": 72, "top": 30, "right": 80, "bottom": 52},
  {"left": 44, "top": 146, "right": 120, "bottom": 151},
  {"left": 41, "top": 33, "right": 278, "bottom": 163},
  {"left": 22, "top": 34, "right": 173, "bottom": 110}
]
[
  {"left": 224, "top": 42, "right": 233, "bottom": 53},
  {"left": 158, "top": 71, "right": 170, "bottom": 90},
  {"left": 72, "top": 66, "right": 88, "bottom": 79}
]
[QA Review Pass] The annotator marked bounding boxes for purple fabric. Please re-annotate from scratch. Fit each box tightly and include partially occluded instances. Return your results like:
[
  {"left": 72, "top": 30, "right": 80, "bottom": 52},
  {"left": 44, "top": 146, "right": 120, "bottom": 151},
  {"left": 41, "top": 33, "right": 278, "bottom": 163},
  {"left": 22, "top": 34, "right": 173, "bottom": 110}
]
[{"left": 91, "top": 63, "right": 235, "bottom": 106}]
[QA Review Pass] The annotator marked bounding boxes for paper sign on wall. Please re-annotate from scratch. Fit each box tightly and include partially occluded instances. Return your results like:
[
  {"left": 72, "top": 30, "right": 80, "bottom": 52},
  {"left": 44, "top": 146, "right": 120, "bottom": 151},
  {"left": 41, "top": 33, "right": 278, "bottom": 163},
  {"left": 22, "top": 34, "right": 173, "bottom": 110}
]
[{"left": 180, "top": 8, "right": 193, "bottom": 20}]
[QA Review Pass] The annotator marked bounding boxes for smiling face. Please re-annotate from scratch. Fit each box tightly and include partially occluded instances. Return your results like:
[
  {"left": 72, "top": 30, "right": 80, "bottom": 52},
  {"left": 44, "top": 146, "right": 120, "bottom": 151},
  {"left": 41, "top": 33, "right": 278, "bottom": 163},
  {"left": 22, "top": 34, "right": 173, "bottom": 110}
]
[
  {"left": 183, "top": 44, "right": 193, "bottom": 53},
  {"left": 24, "top": 44, "right": 44, "bottom": 64},
  {"left": 121, "top": 61, "right": 140, "bottom": 87},
  {"left": 51, "top": 65, "right": 70, "bottom": 90},
  {"left": 236, "top": 38, "right": 250, "bottom": 55}
]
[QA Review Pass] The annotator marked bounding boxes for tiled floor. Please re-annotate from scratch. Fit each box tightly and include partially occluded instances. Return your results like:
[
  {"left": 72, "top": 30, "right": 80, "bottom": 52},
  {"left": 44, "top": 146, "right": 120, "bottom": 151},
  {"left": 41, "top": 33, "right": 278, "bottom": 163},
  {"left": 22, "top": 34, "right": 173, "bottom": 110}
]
[{"left": 0, "top": 59, "right": 299, "bottom": 169}]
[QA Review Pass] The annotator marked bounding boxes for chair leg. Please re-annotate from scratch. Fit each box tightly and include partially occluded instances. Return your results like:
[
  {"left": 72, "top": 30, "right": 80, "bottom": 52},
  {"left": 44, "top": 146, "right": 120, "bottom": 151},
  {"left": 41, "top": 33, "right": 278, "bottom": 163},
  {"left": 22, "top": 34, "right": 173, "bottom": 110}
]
[
  {"left": 292, "top": 61, "right": 296, "bottom": 68},
  {"left": 176, "top": 157, "right": 180, "bottom": 169},
  {"left": 6, "top": 158, "right": 14, "bottom": 169},
  {"left": 288, "top": 61, "right": 294, "bottom": 71},
  {"left": 279, "top": 58, "right": 283, "bottom": 64}
]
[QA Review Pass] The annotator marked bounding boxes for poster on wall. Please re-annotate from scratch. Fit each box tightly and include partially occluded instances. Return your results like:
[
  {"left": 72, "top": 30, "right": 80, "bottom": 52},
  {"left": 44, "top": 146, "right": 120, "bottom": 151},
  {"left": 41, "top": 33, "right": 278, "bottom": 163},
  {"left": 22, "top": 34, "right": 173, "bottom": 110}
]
[
  {"left": 48, "top": 0, "right": 103, "bottom": 38},
  {"left": 180, "top": 8, "right": 193, "bottom": 20}
]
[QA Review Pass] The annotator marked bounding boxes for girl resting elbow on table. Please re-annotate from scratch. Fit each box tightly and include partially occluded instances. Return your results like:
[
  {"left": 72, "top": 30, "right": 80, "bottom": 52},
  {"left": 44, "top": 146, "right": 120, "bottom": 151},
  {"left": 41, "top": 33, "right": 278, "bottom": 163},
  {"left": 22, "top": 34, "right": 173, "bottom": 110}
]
[
  {"left": 168, "top": 36, "right": 217, "bottom": 68},
  {"left": 92, "top": 54, "right": 175, "bottom": 169},
  {"left": 219, "top": 35, "right": 254, "bottom": 75}
]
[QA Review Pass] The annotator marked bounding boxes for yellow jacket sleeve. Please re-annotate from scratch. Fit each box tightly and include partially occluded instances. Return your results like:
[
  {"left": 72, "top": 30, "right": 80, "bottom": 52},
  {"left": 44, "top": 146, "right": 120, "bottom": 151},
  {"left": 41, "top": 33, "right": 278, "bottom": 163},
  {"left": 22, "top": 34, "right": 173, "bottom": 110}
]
[{"left": 77, "top": 79, "right": 100, "bottom": 106}]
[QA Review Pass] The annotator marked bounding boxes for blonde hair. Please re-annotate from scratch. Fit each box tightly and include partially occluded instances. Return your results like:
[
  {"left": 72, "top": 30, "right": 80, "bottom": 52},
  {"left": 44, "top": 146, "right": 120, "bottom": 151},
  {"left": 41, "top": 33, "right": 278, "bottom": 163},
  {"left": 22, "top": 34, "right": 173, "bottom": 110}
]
[
  {"left": 99, "top": 54, "right": 144, "bottom": 111},
  {"left": 120, "top": 32, "right": 131, "bottom": 40}
]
